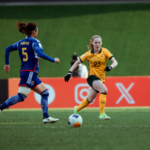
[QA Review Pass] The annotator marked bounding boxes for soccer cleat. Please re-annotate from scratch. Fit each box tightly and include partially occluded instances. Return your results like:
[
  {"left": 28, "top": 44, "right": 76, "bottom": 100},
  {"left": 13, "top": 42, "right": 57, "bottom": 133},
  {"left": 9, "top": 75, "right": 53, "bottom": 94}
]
[
  {"left": 0, "top": 110, "right": 1, "bottom": 115},
  {"left": 74, "top": 106, "right": 79, "bottom": 114},
  {"left": 43, "top": 117, "right": 59, "bottom": 124},
  {"left": 99, "top": 113, "right": 111, "bottom": 120}
]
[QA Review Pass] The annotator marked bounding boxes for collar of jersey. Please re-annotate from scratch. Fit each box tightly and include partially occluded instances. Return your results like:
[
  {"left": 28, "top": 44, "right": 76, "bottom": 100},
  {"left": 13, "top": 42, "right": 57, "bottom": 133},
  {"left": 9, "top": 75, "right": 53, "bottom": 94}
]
[
  {"left": 26, "top": 36, "right": 31, "bottom": 39},
  {"left": 26, "top": 36, "right": 35, "bottom": 39},
  {"left": 91, "top": 48, "right": 101, "bottom": 54}
]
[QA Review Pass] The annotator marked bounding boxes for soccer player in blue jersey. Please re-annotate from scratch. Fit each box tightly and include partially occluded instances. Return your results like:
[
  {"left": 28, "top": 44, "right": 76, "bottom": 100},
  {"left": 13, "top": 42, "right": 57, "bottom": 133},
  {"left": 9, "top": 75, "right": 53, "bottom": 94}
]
[{"left": 0, "top": 21, "right": 59, "bottom": 124}]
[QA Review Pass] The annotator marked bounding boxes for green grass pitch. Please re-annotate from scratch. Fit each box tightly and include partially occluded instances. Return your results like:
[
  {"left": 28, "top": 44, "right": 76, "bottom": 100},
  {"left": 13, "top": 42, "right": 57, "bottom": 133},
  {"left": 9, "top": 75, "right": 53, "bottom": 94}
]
[{"left": 0, "top": 108, "right": 150, "bottom": 150}]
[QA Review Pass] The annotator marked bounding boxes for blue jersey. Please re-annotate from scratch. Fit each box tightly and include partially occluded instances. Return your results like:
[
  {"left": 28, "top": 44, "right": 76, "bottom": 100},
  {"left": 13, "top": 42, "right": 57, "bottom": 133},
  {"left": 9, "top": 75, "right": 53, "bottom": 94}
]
[
  {"left": 17, "top": 36, "right": 41, "bottom": 73},
  {"left": 5, "top": 36, "right": 55, "bottom": 74}
]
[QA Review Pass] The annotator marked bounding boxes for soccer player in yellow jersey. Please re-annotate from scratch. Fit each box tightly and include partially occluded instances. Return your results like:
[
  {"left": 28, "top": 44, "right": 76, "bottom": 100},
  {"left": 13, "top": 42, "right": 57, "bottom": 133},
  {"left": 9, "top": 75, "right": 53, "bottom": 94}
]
[{"left": 64, "top": 35, "right": 118, "bottom": 120}]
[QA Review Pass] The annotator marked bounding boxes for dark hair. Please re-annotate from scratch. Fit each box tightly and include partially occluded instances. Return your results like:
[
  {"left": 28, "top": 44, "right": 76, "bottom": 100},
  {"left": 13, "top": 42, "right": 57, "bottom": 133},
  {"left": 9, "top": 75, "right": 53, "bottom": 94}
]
[
  {"left": 72, "top": 53, "right": 78, "bottom": 61},
  {"left": 16, "top": 21, "right": 37, "bottom": 35}
]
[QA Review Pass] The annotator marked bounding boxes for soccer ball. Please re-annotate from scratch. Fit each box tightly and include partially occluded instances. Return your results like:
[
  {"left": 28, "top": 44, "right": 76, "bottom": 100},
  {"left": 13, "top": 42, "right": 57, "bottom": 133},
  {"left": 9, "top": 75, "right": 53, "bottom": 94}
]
[{"left": 68, "top": 114, "right": 83, "bottom": 127}]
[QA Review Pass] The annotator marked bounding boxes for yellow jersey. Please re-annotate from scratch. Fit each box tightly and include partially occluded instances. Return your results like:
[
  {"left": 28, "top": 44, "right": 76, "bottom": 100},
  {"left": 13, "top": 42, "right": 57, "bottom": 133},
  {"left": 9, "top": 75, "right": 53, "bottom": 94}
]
[{"left": 79, "top": 47, "right": 113, "bottom": 82}]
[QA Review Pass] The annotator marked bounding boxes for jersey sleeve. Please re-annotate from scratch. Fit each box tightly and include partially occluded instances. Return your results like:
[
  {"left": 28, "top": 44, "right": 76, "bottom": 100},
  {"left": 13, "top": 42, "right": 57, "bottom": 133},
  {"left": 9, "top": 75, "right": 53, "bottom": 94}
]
[
  {"left": 33, "top": 41, "right": 43, "bottom": 51},
  {"left": 105, "top": 49, "right": 113, "bottom": 59},
  {"left": 12, "top": 41, "right": 19, "bottom": 50},
  {"left": 79, "top": 52, "right": 89, "bottom": 62},
  {"left": 5, "top": 42, "right": 19, "bottom": 65},
  {"left": 33, "top": 41, "right": 55, "bottom": 62}
]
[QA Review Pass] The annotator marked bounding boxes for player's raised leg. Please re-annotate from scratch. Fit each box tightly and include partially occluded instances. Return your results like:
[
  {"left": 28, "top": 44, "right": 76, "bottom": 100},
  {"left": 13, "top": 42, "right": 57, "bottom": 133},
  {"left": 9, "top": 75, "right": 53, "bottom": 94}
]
[
  {"left": 92, "top": 80, "right": 110, "bottom": 120},
  {"left": 74, "top": 88, "right": 98, "bottom": 114},
  {"left": 0, "top": 87, "right": 29, "bottom": 113},
  {"left": 33, "top": 82, "right": 59, "bottom": 123}
]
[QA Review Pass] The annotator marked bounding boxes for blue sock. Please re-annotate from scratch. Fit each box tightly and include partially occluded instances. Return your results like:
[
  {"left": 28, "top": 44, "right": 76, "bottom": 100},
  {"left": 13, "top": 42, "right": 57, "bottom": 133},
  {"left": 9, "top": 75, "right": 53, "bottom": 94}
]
[
  {"left": 0, "top": 93, "right": 26, "bottom": 111},
  {"left": 41, "top": 90, "right": 49, "bottom": 118}
]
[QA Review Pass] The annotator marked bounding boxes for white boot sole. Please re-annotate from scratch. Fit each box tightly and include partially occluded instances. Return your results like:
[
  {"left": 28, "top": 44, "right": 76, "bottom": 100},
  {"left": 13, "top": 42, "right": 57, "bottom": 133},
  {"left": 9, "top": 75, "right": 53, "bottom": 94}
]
[{"left": 43, "top": 118, "right": 59, "bottom": 124}]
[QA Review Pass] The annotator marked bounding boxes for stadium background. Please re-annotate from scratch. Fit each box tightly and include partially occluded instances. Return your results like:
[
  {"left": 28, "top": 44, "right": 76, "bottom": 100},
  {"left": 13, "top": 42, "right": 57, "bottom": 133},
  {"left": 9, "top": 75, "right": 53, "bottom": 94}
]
[
  {"left": 0, "top": 0, "right": 150, "bottom": 104},
  {"left": 0, "top": 1, "right": 150, "bottom": 150}
]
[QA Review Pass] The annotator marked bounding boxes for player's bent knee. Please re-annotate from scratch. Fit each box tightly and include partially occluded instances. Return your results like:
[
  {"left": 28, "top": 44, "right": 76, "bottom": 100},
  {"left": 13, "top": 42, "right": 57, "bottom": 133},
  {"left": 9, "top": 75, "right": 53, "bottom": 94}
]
[
  {"left": 18, "top": 93, "right": 27, "bottom": 102},
  {"left": 18, "top": 86, "right": 31, "bottom": 96},
  {"left": 40, "top": 89, "right": 49, "bottom": 97},
  {"left": 101, "top": 88, "right": 108, "bottom": 94},
  {"left": 87, "top": 97, "right": 93, "bottom": 103}
]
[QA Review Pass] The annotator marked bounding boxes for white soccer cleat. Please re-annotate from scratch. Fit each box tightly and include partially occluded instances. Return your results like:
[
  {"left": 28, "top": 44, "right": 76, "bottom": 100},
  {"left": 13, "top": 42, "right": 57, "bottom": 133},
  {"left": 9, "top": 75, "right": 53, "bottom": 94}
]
[
  {"left": 99, "top": 113, "right": 111, "bottom": 120},
  {"left": 43, "top": 117, "right": 59, "bottom": 124},
  {"left": 0, "top": 110, "right": 1, "bottom": 115}
]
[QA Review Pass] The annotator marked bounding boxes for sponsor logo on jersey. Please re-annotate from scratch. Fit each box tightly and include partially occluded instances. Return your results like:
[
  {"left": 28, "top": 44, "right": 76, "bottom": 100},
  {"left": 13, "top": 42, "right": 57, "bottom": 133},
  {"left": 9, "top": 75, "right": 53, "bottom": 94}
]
[
  {"left": 31, "top": 81, "right": 34, "bottom": 86},
  {"left": 80, "top": 54, "right": 85, "bottom": 58},
  {"left": 38, "top": 43, "right": 43, "bottom": 48}
]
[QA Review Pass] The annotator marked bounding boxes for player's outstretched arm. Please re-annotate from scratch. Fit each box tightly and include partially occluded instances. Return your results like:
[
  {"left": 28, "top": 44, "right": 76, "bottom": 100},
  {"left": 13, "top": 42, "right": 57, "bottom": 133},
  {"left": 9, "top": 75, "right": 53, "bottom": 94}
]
[
  {"left": 34, "top": 42, "right": 60, "bottom": 63},
  {"left": 35, "top": 49, "right": 55, "bottom": 62},
  {"left": 64, "top": 59, "right": 81, "bottom": 82},
  {"left": 104, "top": 57, "right": 118, "bottom": 72}
]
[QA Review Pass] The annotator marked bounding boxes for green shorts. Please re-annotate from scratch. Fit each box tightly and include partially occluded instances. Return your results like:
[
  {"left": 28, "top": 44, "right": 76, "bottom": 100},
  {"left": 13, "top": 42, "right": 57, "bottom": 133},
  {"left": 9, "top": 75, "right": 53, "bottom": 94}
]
[{"left": 87, "top": 75, "right": 100, "bottom": 93}]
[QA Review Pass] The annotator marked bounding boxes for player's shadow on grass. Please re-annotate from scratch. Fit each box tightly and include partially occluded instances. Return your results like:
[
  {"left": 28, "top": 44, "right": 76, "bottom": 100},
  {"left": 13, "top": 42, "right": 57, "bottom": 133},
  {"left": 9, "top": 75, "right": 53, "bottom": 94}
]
[{"left": 0, "top": 3, "right": 150, "bottom": 19}]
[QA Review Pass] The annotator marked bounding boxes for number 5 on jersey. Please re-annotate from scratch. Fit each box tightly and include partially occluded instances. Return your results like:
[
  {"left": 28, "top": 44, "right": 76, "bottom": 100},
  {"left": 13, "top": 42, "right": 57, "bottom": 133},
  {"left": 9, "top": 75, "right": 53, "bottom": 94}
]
[{"left": 22, "top": 48, "right": 28, "bottom": 61}]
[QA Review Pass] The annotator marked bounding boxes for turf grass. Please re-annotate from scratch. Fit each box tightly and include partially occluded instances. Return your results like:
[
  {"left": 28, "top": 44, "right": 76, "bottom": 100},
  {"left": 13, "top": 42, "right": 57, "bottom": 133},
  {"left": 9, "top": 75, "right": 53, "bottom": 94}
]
[{"left": 0, "top": 108, "right": 150, "bottom": 150}]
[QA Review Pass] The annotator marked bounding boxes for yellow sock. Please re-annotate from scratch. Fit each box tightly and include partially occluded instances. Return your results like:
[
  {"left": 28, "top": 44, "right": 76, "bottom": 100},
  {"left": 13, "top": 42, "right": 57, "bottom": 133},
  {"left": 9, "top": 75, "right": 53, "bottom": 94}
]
[
  {"left": 77, "top": 98, "right": 89, "bottom": 112},
  {"left": 99, "top": 93, "right": 107, "bottom": 114}
]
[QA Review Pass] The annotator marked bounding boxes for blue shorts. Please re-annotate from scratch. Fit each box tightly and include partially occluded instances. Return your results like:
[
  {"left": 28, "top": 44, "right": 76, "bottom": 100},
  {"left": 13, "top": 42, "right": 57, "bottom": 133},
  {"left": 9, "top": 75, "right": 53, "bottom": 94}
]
[{"left": 19, "top": 71, "right": 42, "bottom": 89}]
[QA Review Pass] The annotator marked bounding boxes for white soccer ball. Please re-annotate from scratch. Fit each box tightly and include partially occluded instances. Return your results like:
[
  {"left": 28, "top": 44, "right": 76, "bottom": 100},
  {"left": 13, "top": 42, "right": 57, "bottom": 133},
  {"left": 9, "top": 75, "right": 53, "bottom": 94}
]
[{"left": 68, "top": 114, "right": 83, "bottom": 127}]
